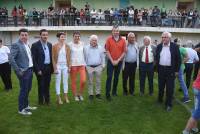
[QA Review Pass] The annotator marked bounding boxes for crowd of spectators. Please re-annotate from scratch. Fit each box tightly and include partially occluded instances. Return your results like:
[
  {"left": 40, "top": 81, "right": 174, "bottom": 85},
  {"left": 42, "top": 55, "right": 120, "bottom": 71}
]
[{"left": 0, "top": 3, "right": 199, "bottom": 28}]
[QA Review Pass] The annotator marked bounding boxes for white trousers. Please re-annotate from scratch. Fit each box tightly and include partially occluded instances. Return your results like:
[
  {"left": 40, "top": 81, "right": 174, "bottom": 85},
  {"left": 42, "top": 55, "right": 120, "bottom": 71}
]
[{"left": 55, "top": 64, "right": 68, "bottom": 95}]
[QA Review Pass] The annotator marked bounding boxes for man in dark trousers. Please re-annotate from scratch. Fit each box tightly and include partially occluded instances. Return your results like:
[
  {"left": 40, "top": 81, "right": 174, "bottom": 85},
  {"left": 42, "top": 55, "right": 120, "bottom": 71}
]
[
  {"left": 31, "top": 29, "right": 53, "bottom": 105},
  {"left": 156, "top": 31, "right": 181, "bottom": 111}
]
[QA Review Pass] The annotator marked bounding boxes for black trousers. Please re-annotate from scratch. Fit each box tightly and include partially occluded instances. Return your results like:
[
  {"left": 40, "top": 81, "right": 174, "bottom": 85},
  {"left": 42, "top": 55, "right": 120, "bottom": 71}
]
[
  {"left": 184, "top": 63, "right": 194, "bottom": 89},
  {"left": 122, "top": 62, "right": 137, "bottom": 95},
  {"left": 0, "top": 62, "right": 12, "bottom": 90},
  {"left": 158, "top": 65, "right": 175, "bottom": 107},
  {"left": 36, "top": 65, "right": 51, "bottom": 104},
  {"left": 193, "top": 62, "right": 200, "bottom": 80},
  {"left": 139, "top": 62, "right": 154, "bottom": 95}
]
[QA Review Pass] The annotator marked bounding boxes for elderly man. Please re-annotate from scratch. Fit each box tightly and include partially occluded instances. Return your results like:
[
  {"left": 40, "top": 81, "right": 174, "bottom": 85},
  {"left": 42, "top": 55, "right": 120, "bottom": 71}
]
[
  {"left": 139, "top": 36, "right": 156, "bottom": 96},
  {"left": 9, "top": 28, "right": 37, "bottom": 115},
  {"left": 122, "top": 32, "right": 138, "bottom": 96},
  {"left": 84, "top": 35, "right": 105, "bottom": 100},
  {"left": 105, "top": 25, "right": 126, "bottom": 101},
  {"left": 156, "top": 31, "right": 181, "bottom": 111}
]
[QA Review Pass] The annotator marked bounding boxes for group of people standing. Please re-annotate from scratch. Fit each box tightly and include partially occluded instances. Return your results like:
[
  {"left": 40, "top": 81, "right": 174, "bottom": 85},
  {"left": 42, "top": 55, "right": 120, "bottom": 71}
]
[{"left": 0, "top": 26, "right": 199, "bottom": 125}]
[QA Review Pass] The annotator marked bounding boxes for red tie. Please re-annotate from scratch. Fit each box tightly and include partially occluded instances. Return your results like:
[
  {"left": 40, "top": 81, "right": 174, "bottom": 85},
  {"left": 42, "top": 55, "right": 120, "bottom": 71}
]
[{"left": 145, "top": 47, "right": 149, "bottom": 63}]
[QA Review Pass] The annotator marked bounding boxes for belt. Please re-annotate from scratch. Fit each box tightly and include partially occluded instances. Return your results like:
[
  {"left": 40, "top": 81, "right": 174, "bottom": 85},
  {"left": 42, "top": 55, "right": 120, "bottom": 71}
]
[
  {"left": 159, "top": 65, "right": 172, "bottom": 69},
  {"left": 88, "top": 64, "right": 101, "bottom": 68}
]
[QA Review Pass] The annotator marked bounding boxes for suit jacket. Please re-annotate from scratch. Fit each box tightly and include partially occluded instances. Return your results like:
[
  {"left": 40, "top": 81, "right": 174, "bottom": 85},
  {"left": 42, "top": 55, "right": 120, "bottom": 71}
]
[
  {"left": 156, "top": 42, "right": 181, "bottom": 72},
  {"left": 31, "top": 40, "right": 53, "bottom": 73},
  {"left": 9, "top": 39, "right": 30, "bottom": 76},
  {"left": 139, "top": 45, "right": 156, "bottom": 64}
]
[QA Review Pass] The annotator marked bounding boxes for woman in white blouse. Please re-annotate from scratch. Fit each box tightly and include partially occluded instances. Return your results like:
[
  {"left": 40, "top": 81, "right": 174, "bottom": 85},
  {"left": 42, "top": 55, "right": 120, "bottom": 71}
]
[
  {"left": 52, "top": 32, "right": 71, "bottom": 104},
  {"left": 0, "top": 39, "right": 12, "bottom": 91},
  {"left": 69, "top": 31, "right": 86, "bottom": 101}
]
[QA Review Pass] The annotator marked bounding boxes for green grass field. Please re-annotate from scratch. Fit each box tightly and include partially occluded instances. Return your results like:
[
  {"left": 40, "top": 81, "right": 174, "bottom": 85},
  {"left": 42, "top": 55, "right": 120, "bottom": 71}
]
[{"left": 0, "top": 70, "right": 193, "bottom": 134}]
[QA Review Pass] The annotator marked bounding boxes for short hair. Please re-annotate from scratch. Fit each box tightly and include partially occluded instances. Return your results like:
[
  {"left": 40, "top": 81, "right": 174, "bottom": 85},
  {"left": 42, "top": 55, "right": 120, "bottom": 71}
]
[
  {"left": 0, "top": 39, "right": 2, "bottom": 43},
  {"left": 112, "top": 25, "right": 119, "bottom": 30},
  {"left": 73, "top": 31, "right": 81, "bottom": 36},
  {"left": 162, "top": 31, "right": 172, "bottom": 38},
  {"left": 143, "top": 36, "right": 151, "bottom": 42},
  {"left": 89, "top": 35, "right": 98, "bottom": 42},
  {"left": 56, "top": 32, "right": 66, "bottom": 38},
  {"left": 40, "top": 29, "right": 48, "bottom": 35},
  {"left": 19, "top": 28, "right": 28, "bottom": 35},
  {"left": 127, "top": 32, "right": 135, "bottom": 37}
]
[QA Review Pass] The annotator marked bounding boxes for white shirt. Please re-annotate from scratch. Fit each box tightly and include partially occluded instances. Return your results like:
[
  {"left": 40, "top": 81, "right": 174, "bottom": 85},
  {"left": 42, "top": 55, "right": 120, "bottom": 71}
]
[
  {"left": 142, "top": 45, "right": 154, "bottom": 63},
  {"left": 0, "top": 46, "right": 10, "bottom": 64},
  {"left": 185, "top": 48, "right": 199, "bottom": 63},
  {"left": 24, "top": 43, "right": 33, "bottom": 67},
  {"left": 57, "top": 45, "right": 67, "bottom": 65},
  {"left": 69, "top": 41, "right": 86, "bottom": 66},
  {"left": 159, "top": 43, "right": 171, "bottom": 66}
]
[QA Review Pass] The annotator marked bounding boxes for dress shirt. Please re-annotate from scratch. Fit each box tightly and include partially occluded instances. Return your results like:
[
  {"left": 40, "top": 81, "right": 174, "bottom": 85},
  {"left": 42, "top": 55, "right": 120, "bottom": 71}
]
[
  {"left": 185, "top": 48, "right": 199, "bottom": 63},
  {"left": 0, "top": 46, "right": 10, "bottom": 64},
  {"left": 125, "top": 43, "right": 137, "bottom": 63},
  {"left": 41, "top": 40, "right": 50, "bottom": 64},
  {"left": 159, "top": 43, "right": 171, "bottom": 66},
  {"left": 142, "top": 45, "right": 154, "bottom": 63},
  {"left": 24, "top": 43, "right": 33, "bottom": 67},
  {"left": 84, "top": 45, "right": 105, "bottom": 66}
]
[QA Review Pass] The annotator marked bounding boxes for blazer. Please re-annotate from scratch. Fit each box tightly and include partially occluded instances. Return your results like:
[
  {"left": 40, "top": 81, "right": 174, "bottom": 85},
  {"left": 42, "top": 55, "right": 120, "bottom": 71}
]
[
  {"left": 139, "top": 45, "right": 156, "bottom": 64},
  {"left": 156, "top": 42, "right": 181, "bottom": 72},
  {"left": 9, "top": 39, "right": 30, "bottom": 76},
  {"left": 52, "top": 43, "right": 71, "bottom": 72},
  {"left": 31, "top": 40, "right": 53, "bottom": 73}
]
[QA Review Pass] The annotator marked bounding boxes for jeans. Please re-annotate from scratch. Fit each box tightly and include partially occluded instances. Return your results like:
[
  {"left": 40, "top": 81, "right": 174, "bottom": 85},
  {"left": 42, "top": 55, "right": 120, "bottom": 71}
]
[
  {"left": 178, "top": 68, "right": 189, "bottom": 98},
  {"left": 192, "top": 88, "right": 200, "bottom": 120}
]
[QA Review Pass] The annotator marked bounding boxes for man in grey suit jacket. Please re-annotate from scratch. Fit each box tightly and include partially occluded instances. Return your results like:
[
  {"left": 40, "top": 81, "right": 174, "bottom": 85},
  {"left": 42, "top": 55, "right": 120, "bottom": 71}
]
[
  {"left": 139, "top": 36, "right": 156, "bottom": 96},
  {"left": 9, "top": 28, "right": 37, "bottom": 115}
]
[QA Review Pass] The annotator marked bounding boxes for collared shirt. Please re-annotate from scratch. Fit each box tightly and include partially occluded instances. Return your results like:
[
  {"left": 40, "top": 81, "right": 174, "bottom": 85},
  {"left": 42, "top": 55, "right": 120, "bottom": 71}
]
[
  {"left": 142, "top": 45, "right": 154, "bottom": 63},
  {"left": 84, "top": 45, "right": 105, "bottom": 66},
  {"left": 40, "top": 40, "right": 50, "bottom": 64},
  {"left": 24, "top": 43, "right": 33, "bottom": 67},
  {"left": 0, "top": 46, "right": 10, "bottom": 64},
  {"left": 125, "top": 43, "right": 138, "bottom": 63},
  {"left": 69, "top": 41, "right": 86, "bottom": 66},
  {"left": 185, "top": 48, "right": 199, "bottom": 63},
  {"left": 159, "top": 43, "right": 171, "bottom": 66}
]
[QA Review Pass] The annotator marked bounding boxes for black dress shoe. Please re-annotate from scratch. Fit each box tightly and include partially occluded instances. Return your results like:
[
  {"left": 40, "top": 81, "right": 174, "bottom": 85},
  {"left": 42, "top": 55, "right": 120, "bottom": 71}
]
[
  {"left": 96, "top": 94, "right": 102, "bottom": 99},
  {"left": 106, "top": 96, "right": 112, "bottom": 101},
  {"left": 89, "top": 95, "right": 94, "bottom": 101}
]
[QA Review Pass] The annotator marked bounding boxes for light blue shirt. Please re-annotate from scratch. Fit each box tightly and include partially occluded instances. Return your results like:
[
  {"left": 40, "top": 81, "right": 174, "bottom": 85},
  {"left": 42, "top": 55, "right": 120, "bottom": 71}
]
[
  {"left": 125, "top": 43, "right": 138, "bottom": 63},
  {"left": 84, "top": 45, "right": 105, "bottom": 66},
  {"left": 41, "top": 41, "right": 50, "bottom": 64}
]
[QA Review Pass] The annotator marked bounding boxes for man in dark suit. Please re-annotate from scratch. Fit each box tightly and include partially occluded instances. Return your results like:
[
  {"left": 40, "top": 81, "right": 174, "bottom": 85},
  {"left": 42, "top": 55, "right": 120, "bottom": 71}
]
[
  {"left": 31, "top": 29, "right": 53, "bottom": 105},
  {"left": 156, "top": 31, "right": 181, "bottom": 111},
  {"left": 10, "top": 28, "right": 37, "bottom": 115},
  {"left": 139, "top": 36, "right": 156, "bottom": 96}
]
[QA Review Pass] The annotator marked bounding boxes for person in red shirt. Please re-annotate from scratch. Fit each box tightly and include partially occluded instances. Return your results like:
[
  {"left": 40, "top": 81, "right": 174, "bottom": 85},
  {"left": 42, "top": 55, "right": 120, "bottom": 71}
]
[
  {"left": 105, "top": 25, "right": 126, "bottom": 101},
  {"left": 182, "top": 70, "right": 200, "bottom": 134}
]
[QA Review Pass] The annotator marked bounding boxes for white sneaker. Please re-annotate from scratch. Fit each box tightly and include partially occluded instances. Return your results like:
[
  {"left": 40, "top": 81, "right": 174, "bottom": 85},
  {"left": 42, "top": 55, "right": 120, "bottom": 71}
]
[
  {"left": 25, "top": 106, "right": 37, "bottom": 110},
  {"left": 18, "top": 109, "right": 32, "bottom": 115},
  {"left": 75, "top": 96, "right": 79, "bottom": 101},
  {"left": 79, "top": 96, "right": 84, "bottom": 101}
]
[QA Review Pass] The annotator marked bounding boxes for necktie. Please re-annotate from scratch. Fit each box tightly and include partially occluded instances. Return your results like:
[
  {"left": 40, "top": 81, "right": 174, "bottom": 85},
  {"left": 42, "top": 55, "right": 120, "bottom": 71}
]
[{"left": 145, "top": 47, "right": 149, "bottom": 63}]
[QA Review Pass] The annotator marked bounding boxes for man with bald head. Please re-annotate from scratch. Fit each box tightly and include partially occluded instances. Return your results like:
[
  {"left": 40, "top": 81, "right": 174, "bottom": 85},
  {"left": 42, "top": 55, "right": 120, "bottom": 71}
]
[
  {"left": 139, "top": 36, "right": 156, "bottom": 96},
  {"left": 122, "top": 32, "right": 138, "bottom": 96},
  {"left": 156, "top": 31, "right": 181, "bottom": 111}
]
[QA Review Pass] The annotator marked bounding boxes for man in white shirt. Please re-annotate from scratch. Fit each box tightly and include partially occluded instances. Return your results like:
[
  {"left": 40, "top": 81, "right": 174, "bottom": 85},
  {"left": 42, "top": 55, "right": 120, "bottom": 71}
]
[
  {"left": 139, "top": 36, "right": 156, "bottom": 96},
  {"left": 184, "top": 41, "right": 199, "bottom": 89},
  {"left": 10, "top": 28, "right": 37, "bottom": 115},
  {"left": 0, "top": 39, "right": 12, "bottom": 91}
]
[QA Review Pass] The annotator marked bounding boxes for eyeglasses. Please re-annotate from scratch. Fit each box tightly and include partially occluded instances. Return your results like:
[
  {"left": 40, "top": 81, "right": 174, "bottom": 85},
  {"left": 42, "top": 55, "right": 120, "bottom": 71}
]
[{"left": 162, "top": 37, "right": 169, "bottom": 38}]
